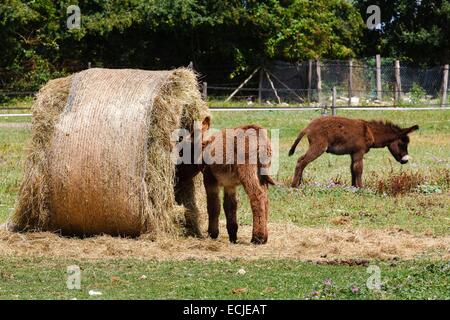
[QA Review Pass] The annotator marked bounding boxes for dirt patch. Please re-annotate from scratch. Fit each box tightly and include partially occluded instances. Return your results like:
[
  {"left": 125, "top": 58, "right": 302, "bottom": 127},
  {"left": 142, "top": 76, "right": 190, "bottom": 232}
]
[{"left": 0, "top": 223, "right": 448, "bottom": 262}]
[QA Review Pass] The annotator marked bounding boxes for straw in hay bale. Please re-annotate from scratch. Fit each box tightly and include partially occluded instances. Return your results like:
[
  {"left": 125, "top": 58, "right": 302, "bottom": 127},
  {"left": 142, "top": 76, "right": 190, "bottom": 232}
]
[{"left": 11, "top": 68, "right": 209, "bottom": 237}]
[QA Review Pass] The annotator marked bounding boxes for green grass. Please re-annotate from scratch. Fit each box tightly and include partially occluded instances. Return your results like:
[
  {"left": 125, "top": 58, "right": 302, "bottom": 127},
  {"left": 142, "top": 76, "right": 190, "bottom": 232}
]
[
  {"left": 0, "top": 127, "right": 29, "bottom": 223},
  {"left": 0, "top": 104, "right": 449, "bottom": 300},
  {"left": 0, "top": 116, "right": 31, "bottom": 123},
  {"left": 0, "top": 96, "right": 33, "bottom": 123},
  {"left": 0, "top": 258, "right": 448, "bottom": 299},
  {"left": 206, "top": 98, "right": 447, "bottom": 108}
]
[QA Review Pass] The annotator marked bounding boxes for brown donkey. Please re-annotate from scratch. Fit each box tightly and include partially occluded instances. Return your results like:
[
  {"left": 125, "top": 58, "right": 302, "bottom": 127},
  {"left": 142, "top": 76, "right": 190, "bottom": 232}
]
[
  {"left": 289, "top": 116, "right": 419, "bottom": 188},
  {"left": 176, "top": 124, "right": 275, "bottom": 244}
]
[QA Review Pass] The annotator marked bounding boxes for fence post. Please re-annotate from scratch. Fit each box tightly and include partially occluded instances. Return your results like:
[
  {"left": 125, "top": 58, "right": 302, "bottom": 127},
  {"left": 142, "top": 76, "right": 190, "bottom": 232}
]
[
  {"left": 316, "top": 60, "right": 322, "bottom": 104},
  {"left": 258, "top": 68, "right": 264, "bottom": 104},
  {"left": 202, "top": 82, "right": 207, "bottom": 100},
  {"left": 441, "top": 64, "right": 449, "bottom": 108},
  {"left": 307, "top": 59, "right": 313, "bottom": 105},
  {"left": 348, "top": 59, "right": 353, "bottom": 107},
  {"left": 332, "top": 86, "right": 337, "bottom": 116},
  {"left": 376, "top": 55, "right": 382, "bottom": 101},
  {"left": 394, "top": 60, "right": 402, "bottom": 106},
  {"left": 265, "top": 72, "right": 281, "bottom": 104},
  {"left": 225, "top": 68, "right": 260, "bottom": 102}
]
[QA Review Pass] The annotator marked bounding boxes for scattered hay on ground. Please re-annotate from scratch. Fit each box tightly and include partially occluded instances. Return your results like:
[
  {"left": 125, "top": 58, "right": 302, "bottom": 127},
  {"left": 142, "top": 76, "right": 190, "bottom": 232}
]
[{"left": 0, "top": 223, "right": 448, "bottom": 262}]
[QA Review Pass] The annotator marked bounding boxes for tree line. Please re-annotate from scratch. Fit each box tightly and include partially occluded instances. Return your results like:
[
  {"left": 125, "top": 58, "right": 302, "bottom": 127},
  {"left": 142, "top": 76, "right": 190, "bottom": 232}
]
[{"left": 0, "top": 0, "right": 449, "bottom": 91}]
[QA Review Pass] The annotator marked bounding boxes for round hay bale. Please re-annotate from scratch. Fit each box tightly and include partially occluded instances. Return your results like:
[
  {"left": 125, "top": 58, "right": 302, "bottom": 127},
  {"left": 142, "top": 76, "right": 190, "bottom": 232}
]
[{"left": 11, "top": 68, "right": 209, "bottom": 237}]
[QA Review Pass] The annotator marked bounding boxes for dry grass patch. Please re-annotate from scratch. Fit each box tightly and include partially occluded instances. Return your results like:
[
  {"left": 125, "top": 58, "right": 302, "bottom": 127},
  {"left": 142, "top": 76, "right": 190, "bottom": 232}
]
[
  {"left": 367, "top": 168, "right": 450, "bottom": 196},
  {"left": 0, "top": 223, "right": 448, "bottom": 262}
]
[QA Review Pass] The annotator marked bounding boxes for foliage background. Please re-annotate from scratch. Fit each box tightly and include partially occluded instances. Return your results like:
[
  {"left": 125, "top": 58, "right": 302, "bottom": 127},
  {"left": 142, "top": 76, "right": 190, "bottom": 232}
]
[{"left": 0, "top": 0, "right": 449, "bottom": 91}]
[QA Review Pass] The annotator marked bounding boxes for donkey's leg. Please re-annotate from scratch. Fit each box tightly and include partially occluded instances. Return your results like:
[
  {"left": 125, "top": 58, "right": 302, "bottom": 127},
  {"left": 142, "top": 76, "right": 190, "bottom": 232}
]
[
  {"left": 350, "top": 156, "right": 357, "bottom": 187},
  {"left": 223, "top": 186, "right": 238, "bottom": 243},
  {"left": 291, "top": 143, "right": 327, "bottom": 188},
  {"left": 350, "top": 152, "right": 364, "bottom": 188},
  {"left": 174, "top": 177, "right": 202, "bottom": 237},
  {"left": 238, "top": 166, "right": 268, "bottom": 244},
  {"left": 261, "top": 183, "right": 269, "bottom": 240},
  {"left": 203, "top": 170, "right": 221, "bottom": 239}
]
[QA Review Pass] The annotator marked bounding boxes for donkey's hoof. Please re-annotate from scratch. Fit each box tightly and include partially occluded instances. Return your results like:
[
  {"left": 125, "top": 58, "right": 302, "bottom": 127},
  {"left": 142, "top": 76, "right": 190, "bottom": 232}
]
[
  {"left": 185, "top": 227, "right": 204, "bottom": 238},
  {"left": 189, "top": 232, "right": 205, "bottom": 239},
  {"left": 251, "top": 235, "right": 268, "bottom": 245},
  {"left": 228, "top": 236, "right": 238, "bottom": 244},
  {"left": 208, "top": 230, "right": 219, "bottom": 240}
]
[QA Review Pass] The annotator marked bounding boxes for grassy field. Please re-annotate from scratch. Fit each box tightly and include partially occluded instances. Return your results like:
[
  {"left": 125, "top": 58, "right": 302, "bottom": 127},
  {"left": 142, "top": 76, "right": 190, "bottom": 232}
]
[
  {"left": 0, "top": 106, "right": 449, "bottom": 299},
  {"left": 0, "top": 258, "right": 448, "bottom": 300}
]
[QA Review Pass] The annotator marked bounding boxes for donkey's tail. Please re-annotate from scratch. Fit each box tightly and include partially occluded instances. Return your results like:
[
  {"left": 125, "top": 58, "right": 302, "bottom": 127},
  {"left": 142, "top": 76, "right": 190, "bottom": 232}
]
[{"left": 288, "top": 129, "right": 306, "bottom": 156}]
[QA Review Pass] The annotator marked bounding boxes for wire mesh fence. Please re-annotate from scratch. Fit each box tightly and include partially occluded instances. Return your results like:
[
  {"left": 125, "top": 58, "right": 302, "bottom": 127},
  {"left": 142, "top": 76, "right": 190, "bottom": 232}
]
[
  {"left": 203, "top": 58, "right": 450, "bottom": 108},
  {"left": 1, "top": 58, "right": 449, "bottom": 111}
]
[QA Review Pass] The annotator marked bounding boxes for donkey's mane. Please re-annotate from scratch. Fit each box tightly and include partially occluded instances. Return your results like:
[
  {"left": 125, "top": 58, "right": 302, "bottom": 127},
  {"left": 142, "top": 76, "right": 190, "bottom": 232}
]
[{"left": 367, "top": 120, "right": 402, "bottom": 133}]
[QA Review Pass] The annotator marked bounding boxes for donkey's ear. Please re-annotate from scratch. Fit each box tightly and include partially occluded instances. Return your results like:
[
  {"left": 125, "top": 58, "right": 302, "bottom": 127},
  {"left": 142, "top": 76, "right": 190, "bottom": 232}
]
[
  {"left": 202, "top": 116, "right": 211, "bottom": 132},
  {"left": 402, "top": 125, "right": 419, "bottom": 135}
]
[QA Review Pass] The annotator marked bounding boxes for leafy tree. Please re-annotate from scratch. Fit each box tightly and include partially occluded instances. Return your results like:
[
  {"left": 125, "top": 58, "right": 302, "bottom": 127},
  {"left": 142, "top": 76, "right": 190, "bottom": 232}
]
[
  {"left": 355, "top": 0, "right": 450, "bottom": 65},
  {"left": 0, "top": 0, "right": 380, "bottom": 91},
  {"left": 265, "top": 0, "right": 365, "bottom": 60}
]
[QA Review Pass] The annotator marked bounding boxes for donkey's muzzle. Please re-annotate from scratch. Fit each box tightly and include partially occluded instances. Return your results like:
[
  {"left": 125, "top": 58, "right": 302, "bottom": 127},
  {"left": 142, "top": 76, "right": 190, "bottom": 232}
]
[{"left": 400, "top": 155, "right": 410, "bottom": 164}]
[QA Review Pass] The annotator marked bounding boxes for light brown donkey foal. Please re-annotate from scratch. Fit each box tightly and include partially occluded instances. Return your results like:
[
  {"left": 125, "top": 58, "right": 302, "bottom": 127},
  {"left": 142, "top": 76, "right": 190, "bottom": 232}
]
[
  {"left": 176, "top": 124, "right": 275, "bottom": 244},
  {"left": 289, "top": 116, "right": 419, "bottom": 188}
]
